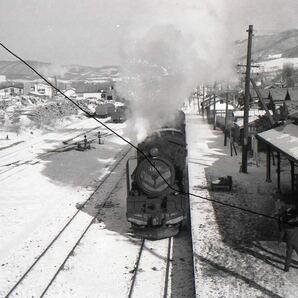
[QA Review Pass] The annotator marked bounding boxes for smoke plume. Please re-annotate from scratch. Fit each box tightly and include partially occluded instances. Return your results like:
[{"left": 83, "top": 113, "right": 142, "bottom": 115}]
[
  {"left": 37, "top": 63, "right": 68, "bottom": 79},
  {"left": 116, "top": 1, "right": 235, "bottom": 142}
]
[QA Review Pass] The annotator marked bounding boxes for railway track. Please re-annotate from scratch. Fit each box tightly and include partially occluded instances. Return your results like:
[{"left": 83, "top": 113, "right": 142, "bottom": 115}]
[
  {"left": 128, "top": 237, "right": 173, "bottom": 298},
  {"left": 0, "top": 122, "right": 102, "bottom": 161},
  {"left": 0, "top": 127, "right": 122, "bottom": 182},
  {"left": 3, "top": 145, "right": 132, "bottom": 297}
]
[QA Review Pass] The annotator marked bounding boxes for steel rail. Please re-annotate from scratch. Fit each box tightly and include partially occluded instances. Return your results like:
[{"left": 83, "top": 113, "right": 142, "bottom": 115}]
[
  {"left": 4, "top": 145, "right": 132, "bottom": 298},
  {"left": 127, "top": 238, "right": 145, "bottom": 298},
  {"left": 163, "top": 237, "right": 173, "bottom": 298},
  {"left": 39, "top": 159, "right": 129, "bottom": 297}
]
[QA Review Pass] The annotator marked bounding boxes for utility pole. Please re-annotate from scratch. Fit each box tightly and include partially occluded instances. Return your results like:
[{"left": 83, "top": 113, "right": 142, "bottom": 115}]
[
  {"left": 224, "top": 84, "right": 229, "bottom": 146},
  {"left": 196, "top": 87, "right": 200, "bottom": 114},
  {"left": 213, "top": 82, "right": 217, "bottom": 130},
  {"left": 241, "top": 25, "right": 253, "bottom": 173},
  {"left": 200, "top": 85, "right": 205, "bottom": 114},
  {"left": 213, "top": 93, "right": 216, "bottom": 130},
  {"left": 202, "top": 85, "right": 205, "bottom": 117}
]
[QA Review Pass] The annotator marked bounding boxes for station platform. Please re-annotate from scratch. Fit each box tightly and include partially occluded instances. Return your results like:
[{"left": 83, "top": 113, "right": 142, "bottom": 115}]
[{"left": 186, "top": 113, "right": 298, "bottom": 298}]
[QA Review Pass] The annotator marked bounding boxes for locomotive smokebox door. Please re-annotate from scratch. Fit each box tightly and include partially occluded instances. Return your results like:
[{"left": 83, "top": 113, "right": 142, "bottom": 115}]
[{"left": 135, "top": 158, "right": 175, "bottom": 196}]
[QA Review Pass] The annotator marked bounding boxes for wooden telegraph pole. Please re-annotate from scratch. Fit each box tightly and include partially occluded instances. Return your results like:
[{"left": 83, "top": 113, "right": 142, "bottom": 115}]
[
  {"left": 224, "top": 84, "right": 229, "bottom": 146},
  {"left": 213, "top": 93, "right": 216, "bottom": 130},
  {"left": 201, "top": 85, "right": 205, "bottom": 116},
  {"left": 213, "top": 82, "right": 217, "bottom": 130},
  {"left": 197, "top": 87, "right": 200, "bottom": 114},
  {"left": 241, "top": 25, "right": 253, "bottom": 173}
]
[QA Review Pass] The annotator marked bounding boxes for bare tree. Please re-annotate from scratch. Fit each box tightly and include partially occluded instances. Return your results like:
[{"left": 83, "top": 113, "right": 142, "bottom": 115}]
[{"left": 282, "top": 63, "right": 295, "bottom": 87}]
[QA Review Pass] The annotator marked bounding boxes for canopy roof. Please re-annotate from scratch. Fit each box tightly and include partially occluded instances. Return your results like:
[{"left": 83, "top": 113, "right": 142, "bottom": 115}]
[{"left": 256, "top": 123, "right": 298, "bottom": 162}]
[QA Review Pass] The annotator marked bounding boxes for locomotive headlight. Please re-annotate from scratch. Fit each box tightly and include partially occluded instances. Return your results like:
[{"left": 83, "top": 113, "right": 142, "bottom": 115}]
[{"left": 149, "top": 147, "right": 159, "bottom": 157}]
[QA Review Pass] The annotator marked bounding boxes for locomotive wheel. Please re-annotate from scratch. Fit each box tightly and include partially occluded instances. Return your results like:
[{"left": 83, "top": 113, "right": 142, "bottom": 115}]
[{"left": 135, "top": 157, "right": 175, "bottom": 196}]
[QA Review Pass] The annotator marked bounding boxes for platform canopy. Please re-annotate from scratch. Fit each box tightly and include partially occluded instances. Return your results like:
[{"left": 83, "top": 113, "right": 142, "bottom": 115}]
[{"left": 256, "top": 123, "right": 298, "bottom": 162}]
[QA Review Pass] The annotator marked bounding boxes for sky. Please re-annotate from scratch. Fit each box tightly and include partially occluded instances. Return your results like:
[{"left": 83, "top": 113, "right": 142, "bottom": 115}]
[{"left": 0, "top": 0, "right": 298, "bottom": 67}]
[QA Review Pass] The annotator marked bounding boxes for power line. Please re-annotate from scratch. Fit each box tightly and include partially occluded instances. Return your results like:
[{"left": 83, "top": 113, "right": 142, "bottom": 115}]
[{"left": 0, "top": 42, "right": 290, "bottom": 226}]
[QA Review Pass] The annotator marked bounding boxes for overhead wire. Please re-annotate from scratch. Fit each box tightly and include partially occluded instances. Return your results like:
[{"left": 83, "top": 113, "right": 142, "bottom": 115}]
[{"left": 0, "top": 42, "right": 294, "bottom": 226}]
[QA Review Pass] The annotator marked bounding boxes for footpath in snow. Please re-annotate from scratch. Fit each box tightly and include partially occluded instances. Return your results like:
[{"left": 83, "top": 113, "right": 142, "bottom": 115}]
[{"left": 186, "top": 113, "right": 298, "bottom": 298}]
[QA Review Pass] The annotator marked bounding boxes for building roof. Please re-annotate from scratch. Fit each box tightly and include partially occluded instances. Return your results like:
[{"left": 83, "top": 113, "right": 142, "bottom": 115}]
[
  {"left": 269, "top": 89, "right": 288, "bottom": 102},
  {"left": 256, "top": 123, "right": 298, "bottom": 162},
  {"left": 203, "top": 96, "right": 234, "bottom": 109},
  {"left": 287, "top": 88, "right": 298, "bottom": 101},
  {"left": 28, "top": 91, "right": 49, "bottom": 97},
  {"left": 233, "top": 109, "right": 272, "bottom": 118},
  {"left": 250, "top": 88, "right": 270, "bottom": 100},
  {"left": 234, "top": 115, "right": 262, "bottom": 128},
  {"left": 76, "top": 85, "right": 105, "bottom": 93},
  {"left": 0, "top": 81, "right": 24, "bottom": 90},
  {"left": 209, "top": 101, "right": 234, "bottom": 110},
  {"left": 201, "top": 95, "right": 214, "bottom": 106}
]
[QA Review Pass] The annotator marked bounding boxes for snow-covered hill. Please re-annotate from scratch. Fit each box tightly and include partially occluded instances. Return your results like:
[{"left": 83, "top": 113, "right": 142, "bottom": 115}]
[
  {"left": 0, "top": 60, "right": 119, "bottom": 81},
  {"left": 236, "top": 29, "right": 298, "bottom": 62}
]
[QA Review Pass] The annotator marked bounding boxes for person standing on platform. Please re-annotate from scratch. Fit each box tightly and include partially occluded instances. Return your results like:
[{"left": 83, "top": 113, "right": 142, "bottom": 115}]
[{"left": 279, "top": 208, "right": 298, "bottom": 272}]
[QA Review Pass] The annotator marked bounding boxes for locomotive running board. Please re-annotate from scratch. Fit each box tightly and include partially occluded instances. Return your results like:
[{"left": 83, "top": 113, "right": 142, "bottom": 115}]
[{"left": 131, "top": 226, "right": 179, "bottom": 240}]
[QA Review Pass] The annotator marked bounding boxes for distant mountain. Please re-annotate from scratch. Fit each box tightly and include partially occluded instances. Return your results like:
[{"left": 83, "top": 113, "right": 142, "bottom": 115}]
[
  {"left": 236, "top": 29, "right": 298, "bottom": 62},
  {"left": 0, "top": 60, "right": 119, "bottom": 81}
]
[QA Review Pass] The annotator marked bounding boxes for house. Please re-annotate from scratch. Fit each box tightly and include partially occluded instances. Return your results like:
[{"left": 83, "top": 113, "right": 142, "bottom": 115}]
[
  {"left": 232, "top": 109, "right": 273, "bottom": 148},
  {"left": 62, "top": 88, "right": 76, "bottom": 98},
  {"left": 250, "top": 88, "right": 270, "bottom": 106},
  {"left": 275, "top": 88, "right": 298, "bottom": 120},
  {"left": 232, "top": 109, "right": 271, "bottom": 122},
  {"left": 209, "top": 100, "right": 234, "bottom": 128},
  {"left": 285, "top": 88, "right": 298, "bottom": 116},
  {"left": 76, "top": 85, "right": 104, "bottom": 100},
  {"left": 268, "top": 88, "right": 288, "bottom": 112},
  {"left": 76, "top": 84, "right": 117, "bottom": 101},
  {"left": 0, "top": 82, "right": 24, "bottom": 98},
  {"left": 25, "top": 82, "right": 53, "bottom": 98}
]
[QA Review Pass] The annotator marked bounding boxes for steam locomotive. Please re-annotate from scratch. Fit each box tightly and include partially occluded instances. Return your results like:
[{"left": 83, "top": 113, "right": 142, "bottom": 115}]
[{"left": 126, "top": 111, "right": 189, "bottom": 239}]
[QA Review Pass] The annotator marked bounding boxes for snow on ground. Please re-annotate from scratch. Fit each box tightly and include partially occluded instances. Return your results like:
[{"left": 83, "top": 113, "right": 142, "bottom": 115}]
[
  {"left": 187, "top": 112, "right": 298, "bottom": 298},
  {"left": 0, "top": 108, "right": 195, "bottom": 297},
  {"left": 44, "top": 176, "right": 141, "bottom": 298},
  {"left": 44, "top": 176, "right": 195, "bottom": 298},
  {"left": 257, "top": 57, "right": 298, "bottom": 72},
  {"left": 0, "top": 114, "right": 128, "bottom": 297}
]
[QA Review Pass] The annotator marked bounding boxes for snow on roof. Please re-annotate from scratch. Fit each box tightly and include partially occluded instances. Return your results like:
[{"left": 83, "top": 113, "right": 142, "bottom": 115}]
[
  {"left": 256, "top": 123, "right": 298, "bottom": 161},
  {"left": 234, "top": 115, "right": 261, "bottom": 128},
  {"left": 114, "top": 101, "right": 125, "bottom": 107},
  {"left": 209, "top": 101, "right": 234, "bottom": 110},
  {"left": 233, "top": 109, "right": 272, "bottom": 117},
  {"left": 28, "top": 91, "right": 49, "bottom": 97},
  {"left": 201, "top": 95, "right": 215, "bottom": 105}
]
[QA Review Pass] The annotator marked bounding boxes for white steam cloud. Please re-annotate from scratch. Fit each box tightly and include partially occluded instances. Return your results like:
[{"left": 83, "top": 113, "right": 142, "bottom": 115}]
[
  {"left": 37, "top": 63, "right": 68, "bottom": 79},
  {"left": 116, "top": 1, "right": 235, "bottom": 142}
]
